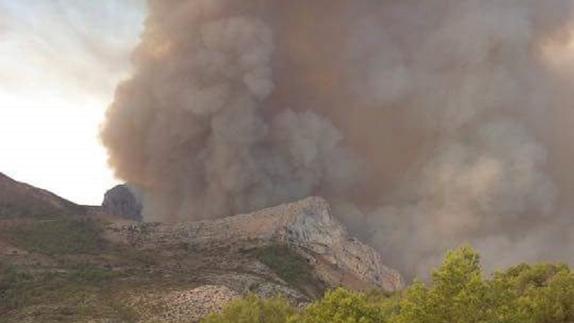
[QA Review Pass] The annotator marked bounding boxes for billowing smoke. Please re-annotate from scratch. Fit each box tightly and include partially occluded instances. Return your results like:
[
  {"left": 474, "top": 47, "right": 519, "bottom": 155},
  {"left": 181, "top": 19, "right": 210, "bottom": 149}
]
[{"left": 102, "top": 0, "right": 574, "bottom": 278}]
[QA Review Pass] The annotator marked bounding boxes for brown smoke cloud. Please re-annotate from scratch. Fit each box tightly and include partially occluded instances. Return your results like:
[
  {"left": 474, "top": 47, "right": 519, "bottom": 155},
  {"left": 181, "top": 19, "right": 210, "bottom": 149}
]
[{"left": 102, "top": 0, "right": 574, "bottom": 278}]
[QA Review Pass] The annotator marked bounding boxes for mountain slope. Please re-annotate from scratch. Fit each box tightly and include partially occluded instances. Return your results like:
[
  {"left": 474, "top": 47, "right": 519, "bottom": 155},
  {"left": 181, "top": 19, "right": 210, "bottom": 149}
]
[
  {"left": 0, "top": 173, "right": 83, "bottom": 218},
  {"left": 0, "top": 173, "right": 401, "bottom": 322}
]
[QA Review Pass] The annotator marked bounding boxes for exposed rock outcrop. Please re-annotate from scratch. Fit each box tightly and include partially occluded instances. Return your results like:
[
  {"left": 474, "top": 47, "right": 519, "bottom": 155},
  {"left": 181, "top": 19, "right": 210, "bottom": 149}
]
[
  {"left": 101, "top": 184, "right": 142, "bottom": 221},
  {"left": 116, "top": 197, "right": 403, "bottom": 292}
]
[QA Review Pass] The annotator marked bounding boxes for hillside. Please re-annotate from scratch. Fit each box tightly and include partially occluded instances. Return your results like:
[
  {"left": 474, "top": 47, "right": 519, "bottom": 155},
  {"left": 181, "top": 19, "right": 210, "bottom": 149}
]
[
  {"left": 0, "top": 173, "right": 84, "bottom": 218},
  {"left": 0, "top": 173, "right": 401, "bottom": 322}
]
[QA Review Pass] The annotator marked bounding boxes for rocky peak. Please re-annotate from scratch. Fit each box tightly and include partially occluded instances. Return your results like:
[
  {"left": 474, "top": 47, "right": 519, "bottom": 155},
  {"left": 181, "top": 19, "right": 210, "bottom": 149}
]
[
  {"left": 101, "top": 184, "right": 142, "bottom": 221},
  {"left": 117, "top": 197, "right": 403, "bottom": 292}
]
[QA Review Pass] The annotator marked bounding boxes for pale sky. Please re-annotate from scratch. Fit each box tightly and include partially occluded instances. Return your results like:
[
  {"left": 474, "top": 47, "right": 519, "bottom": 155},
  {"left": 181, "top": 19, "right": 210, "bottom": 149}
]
[{"left": 0, "top": 0, "right": 146, "bottom": 204}]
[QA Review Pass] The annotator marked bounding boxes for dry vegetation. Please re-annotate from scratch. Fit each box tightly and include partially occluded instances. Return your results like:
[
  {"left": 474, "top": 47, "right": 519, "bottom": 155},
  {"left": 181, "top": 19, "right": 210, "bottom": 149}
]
[{"left": 0, "top": 209, "right": 322, "bottom": 322}]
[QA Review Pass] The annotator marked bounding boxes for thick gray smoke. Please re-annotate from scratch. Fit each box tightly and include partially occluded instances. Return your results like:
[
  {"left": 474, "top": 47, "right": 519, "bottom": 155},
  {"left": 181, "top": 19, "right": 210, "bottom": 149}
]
[{"left": 102, "top": 0, "right": 574, "bottom": 278}]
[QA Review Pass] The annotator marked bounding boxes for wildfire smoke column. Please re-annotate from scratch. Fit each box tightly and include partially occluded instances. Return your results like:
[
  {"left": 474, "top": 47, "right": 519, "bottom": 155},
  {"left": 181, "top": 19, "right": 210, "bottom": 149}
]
[{"left": 102, "top": 0, "right": 574, "bottom": 278}]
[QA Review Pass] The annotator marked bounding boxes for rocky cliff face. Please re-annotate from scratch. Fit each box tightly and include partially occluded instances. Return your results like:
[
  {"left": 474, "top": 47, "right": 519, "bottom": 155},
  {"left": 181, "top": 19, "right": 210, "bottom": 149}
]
[
  {"left": 115, "top": 197, "right": 403, "bottom": 293},
  {"left": 101, "top": 184, "right": 143, "bottom": 221}
]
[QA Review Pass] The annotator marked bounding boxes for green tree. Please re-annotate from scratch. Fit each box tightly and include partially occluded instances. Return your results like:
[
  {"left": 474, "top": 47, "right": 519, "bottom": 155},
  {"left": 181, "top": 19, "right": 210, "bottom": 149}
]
[
  {"left": 492, "top": 263, "right": 574, "bottom": 323},
  {"left": 393, "top": 246, "right": 500, "bottom": 323},
  {"left": 393, "top": 247, "right": 574, "bottom": 323},
  {"left": 295, "top": 288, "right": 391, "bottom": 323},
  {"left": 202, "top": 294, "right": 295, "bottom": 323}
]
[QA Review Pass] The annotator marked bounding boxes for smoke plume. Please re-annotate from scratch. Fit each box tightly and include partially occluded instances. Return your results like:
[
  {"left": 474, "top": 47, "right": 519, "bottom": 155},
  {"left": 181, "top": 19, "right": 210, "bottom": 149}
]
[{"left": 102, "top": 0, "right": 574, "bottom": 278}]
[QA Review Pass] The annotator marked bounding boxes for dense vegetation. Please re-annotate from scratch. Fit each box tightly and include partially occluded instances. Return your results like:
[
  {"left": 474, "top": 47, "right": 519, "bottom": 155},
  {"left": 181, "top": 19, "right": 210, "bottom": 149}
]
[
  {"left": 204, "top": 246, "right": 574, "bottom": 323},
  {"left": 255, "top": 245, "right": 325, "bottom": 297},
  {"left": 256, "top": 245, "right": 315, "bottom": 286}
]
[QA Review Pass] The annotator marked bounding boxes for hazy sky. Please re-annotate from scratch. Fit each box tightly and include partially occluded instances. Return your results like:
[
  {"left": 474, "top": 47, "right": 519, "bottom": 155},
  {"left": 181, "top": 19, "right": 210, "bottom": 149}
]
[{"left": 0, "top": 0, "right": 145, "bottom": 204}]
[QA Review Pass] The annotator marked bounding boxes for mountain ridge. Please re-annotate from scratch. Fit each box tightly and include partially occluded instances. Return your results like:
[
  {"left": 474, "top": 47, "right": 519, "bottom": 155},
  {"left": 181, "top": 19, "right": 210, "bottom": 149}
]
[{"left": 0, "top": 172, "right": 402, "bottom": 322}]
